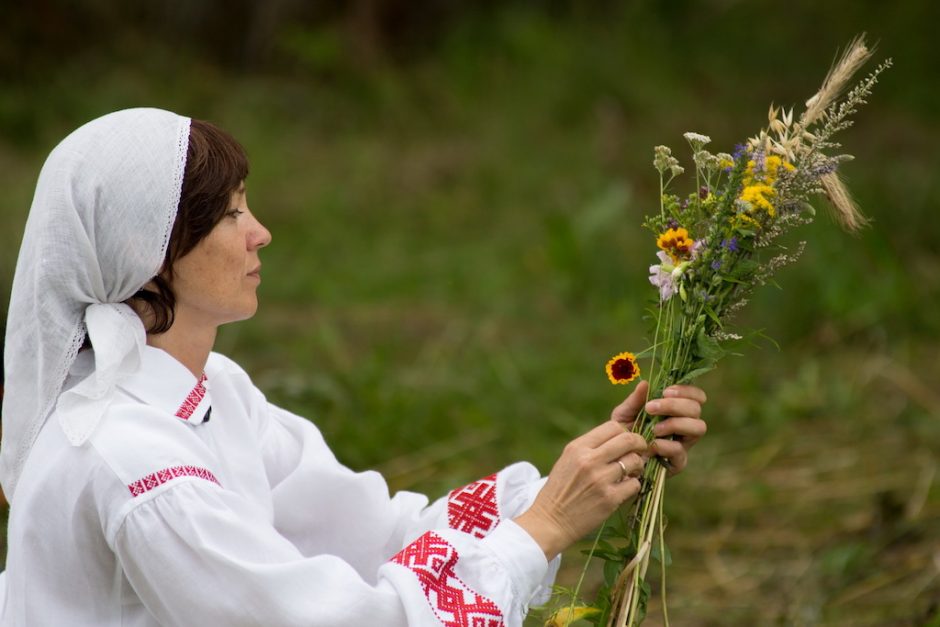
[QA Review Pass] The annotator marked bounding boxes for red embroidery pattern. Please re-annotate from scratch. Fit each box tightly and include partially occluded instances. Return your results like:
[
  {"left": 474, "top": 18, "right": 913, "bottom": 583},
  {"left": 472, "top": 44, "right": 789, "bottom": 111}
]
[
  {"left": 391, "top": 532, "right": 504, "bottom": 627},
  {"left": 127, "top": 465, "right": 220, "bottom": 497},
  {"left": 448, "top": 473, "right": 499, "bottom": 539},
  {"left": 175, "top": 374, "right": 207, "bottom": 420}
]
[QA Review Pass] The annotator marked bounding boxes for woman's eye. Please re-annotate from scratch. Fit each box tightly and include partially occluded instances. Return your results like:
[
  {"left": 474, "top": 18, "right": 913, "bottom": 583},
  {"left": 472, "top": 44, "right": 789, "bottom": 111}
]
[{"left": 227, "top": 209, "right": 245, "bottom": 218}]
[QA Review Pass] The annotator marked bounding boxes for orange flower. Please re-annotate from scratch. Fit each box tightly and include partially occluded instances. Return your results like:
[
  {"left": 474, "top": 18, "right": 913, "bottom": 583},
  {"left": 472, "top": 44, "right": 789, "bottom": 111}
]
[
  {"left": 656, "top": 227, "right": 695, "bottom": 263},
  {"left": 606, "top": 352, "right": 640, "bottom": 385}
]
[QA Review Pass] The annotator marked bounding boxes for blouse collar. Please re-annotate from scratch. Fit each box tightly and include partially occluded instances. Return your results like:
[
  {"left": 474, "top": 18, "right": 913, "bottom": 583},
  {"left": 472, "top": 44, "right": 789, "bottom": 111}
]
[{"left": 117, "top": 345, "right": 213, "bottom": 426}]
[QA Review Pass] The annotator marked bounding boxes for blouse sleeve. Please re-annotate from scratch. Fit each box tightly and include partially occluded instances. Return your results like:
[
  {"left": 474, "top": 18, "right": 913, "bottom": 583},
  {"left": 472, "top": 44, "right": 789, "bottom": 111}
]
[
  {"left": 113, "top": 478, "right": 548, "bottom": 626},
  {"left": 259, "top": 402, "right": 560, "bottom": 606}
]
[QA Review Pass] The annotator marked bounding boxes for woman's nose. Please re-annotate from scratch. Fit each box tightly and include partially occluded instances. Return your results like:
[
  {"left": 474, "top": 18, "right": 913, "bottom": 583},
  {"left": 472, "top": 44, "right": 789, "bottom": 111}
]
[{"left": 249, "top": 214, "right": 272, "bottom": 249}]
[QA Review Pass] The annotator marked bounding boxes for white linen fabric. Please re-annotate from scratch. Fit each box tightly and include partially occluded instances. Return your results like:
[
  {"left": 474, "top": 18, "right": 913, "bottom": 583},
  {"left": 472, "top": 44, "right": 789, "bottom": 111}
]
[
  {"left": 0, "top": 108, "right": 189, "bottom": 500},
  {"left": 1, "top": 345, "right": 558, "bottom": 626}
]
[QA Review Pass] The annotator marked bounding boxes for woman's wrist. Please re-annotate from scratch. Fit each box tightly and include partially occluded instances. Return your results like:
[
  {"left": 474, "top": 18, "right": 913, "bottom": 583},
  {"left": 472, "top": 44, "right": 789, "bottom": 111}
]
[{"left": 513, "top": 508, "right": 568, "bottom": 561}]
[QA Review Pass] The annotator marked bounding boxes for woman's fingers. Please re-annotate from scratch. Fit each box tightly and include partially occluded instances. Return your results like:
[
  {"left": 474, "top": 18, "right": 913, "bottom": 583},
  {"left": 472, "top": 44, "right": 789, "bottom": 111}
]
[
  {"left": 663, "top": 384, "right": 707, "bottom": 404},
  {"left": 612, "top": 452, "right": 645, "bottom": 481},
  {"left": 613, "top": 476, "right": 642, "bottom": 501},
  {"left": 610, "top": 381, "right": 650, "bottom": 424},
  {"left": 595, "top": 429, "right": 648, "bottom": 463},
  {"left": 575, "top": 419, "right": 631, "bottom": 449},
  {"left": 645, "top": 397, "right": 702, "bottom": 420},
  {"left": 650, "top": 416, "right": 707, "bottom": 475},
  {"left": 650, "top": 438, "right": 688, "bottom": 475},
  {"left": 643, "top": 386, "right": 707, "bottom": 477},
  {"left": 653, "top": 416, "right": 708, "bottom": 443}
]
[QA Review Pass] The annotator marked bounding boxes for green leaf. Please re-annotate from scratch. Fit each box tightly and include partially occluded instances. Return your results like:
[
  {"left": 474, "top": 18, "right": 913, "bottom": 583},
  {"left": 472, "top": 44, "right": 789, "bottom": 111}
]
[
  {"left": 650, "top": 541, "right": 673, "bottom": 566},
  {"left": 603, "top": 559, "right": 621, "bottom": 588},
  {"left": 582, "top": 547, "right": 621, "bottom": 561},
  {"left": 703, "top": 302, "right": 723, "bottom": 328},
  {"left": 595, "top": 595, "right": 612, "bottom": 627},
  {"left": 636, "top": 579, "right": 652, "bottom": 623},
  {"left": 604, "top": 512, "right": 629, "bottom": 538},
  {"left": 730, "top": 258, "right": 760, "bottom": 278},
  {"left": 694, "top": 328, "right": 723, "bottom": 362},
  {"left": 750, "top": 328, "right": 781, "bottom": 351},
  {"left": 677, "top": 364, "right": 716, "bottom": 384},
  {"left": 596, "top": 540, "right": 616, "bottom": 554}
]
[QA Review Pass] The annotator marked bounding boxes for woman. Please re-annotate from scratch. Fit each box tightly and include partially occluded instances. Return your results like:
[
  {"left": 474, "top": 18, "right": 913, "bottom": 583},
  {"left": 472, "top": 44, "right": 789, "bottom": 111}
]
[{"left": 0, "top": 109, "right": 706, "bottom": 626}]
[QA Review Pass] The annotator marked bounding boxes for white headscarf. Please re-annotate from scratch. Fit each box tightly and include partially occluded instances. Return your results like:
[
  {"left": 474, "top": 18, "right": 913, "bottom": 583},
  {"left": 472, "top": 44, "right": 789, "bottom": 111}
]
[{"left": 0, "top": 108, "right": 191, "bottom": 500}]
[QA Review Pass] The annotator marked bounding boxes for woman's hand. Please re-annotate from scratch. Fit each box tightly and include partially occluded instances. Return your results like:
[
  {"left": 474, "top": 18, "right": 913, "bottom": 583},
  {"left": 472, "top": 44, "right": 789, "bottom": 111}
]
[
  {"left": 515, "top": 384, "right": 650, "bottom": 560},
  {"left": 614, "top": 382, "right": 707, "bottom": 477},
  {"left": 515, "top": 381, "right": 708, "bottom": 559}
]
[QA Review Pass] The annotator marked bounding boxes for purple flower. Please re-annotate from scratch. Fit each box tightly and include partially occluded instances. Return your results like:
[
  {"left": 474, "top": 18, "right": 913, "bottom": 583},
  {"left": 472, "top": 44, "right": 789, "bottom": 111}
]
[
  {"left": 699, "top": 185, "right": 710, "bottom": 199},
  {"left": 752, "top": 150, "right": 765, "bottom": 174},
  {"left": 721, "top": 237, "right": 739, "bottom": 252},
  {"left": 691, "top": 238, "right": 707, "bottom": 260},
  {"left": 649, "top": 251, "right": 678, "bottom": 301},
  {"left": 667, "top": 218, "right": 680, "bottom": 229},
  {"left": 732, "top": 143, "right": 748, "bottom": 161},
  {"left": 711, "top": 259, "right": 722, "bottom": 271}
]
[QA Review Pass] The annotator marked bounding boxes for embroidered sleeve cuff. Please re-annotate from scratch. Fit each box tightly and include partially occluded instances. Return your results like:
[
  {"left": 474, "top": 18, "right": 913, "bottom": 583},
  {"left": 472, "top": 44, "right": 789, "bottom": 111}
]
[{"left": 480, "top": 518, "right": 549, "bottom": 604}]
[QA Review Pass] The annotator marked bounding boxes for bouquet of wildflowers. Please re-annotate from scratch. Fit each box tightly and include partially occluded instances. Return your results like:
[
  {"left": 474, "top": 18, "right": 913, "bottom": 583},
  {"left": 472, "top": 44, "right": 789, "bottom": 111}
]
[{"left": 547, "top": 36, "right": 891, "bottom": 627}]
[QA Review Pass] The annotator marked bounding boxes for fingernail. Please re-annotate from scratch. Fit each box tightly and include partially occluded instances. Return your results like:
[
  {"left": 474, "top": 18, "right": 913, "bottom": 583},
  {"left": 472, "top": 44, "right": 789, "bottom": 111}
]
[{"left": 646, "top": 401, "right": 660, "bottom": 413}]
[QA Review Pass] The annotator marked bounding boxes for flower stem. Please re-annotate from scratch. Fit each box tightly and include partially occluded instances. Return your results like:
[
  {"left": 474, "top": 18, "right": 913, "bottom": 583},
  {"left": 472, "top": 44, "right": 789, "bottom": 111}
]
[{"left": 565, "top": 522, "right": 607, "bottom": 626}]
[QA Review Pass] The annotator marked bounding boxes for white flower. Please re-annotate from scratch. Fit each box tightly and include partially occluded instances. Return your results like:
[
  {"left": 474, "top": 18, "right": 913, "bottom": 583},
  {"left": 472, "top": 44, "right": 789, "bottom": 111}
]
[
  {"left": 693, "top": 150, "right": 720, "bottom": 172},
  {"left": 654, "top": 145, "right": 677, "bottom": 175},
  {"left": 683, "top": 132, "right": 712, "bottom": 148},
  {"left": 649, "top": 251, "right": 689, "bottom": 301}
]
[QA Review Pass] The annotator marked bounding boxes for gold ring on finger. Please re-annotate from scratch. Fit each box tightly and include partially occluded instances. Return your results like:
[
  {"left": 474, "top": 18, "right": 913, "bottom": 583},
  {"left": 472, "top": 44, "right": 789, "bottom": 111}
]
[{"left": 617, "top": 460, "right": 628, "bottom": 483}]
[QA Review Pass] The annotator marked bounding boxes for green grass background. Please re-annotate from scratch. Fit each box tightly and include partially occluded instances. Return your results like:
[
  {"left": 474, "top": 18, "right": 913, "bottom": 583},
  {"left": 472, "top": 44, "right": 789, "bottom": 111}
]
[{"left": 1, "top": 2, "right": 938, "bottom": 624}]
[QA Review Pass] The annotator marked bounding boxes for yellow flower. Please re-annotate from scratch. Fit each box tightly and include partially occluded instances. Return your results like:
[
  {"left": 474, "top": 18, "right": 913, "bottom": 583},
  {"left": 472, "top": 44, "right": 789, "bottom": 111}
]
[
  {"left": 732, "top": 213, "right": 762, "bottom": 231},
  {"left": 656, "top": 227, "right": 695, "bottom": 263},
  {"left": 765, "top": 155, "right": 782, "bottom": 176},
  {"left": 606, "top": 352, "right": 640, "bottom": 385},
  {"left": 739, "top": 184, "right": 776, "bottom": 215},
  {"left": 545, "top": 605, "right": 601, "bottom": 626},
  {"left": 743, "top": 156, "right": 795, "bottom": 186}
]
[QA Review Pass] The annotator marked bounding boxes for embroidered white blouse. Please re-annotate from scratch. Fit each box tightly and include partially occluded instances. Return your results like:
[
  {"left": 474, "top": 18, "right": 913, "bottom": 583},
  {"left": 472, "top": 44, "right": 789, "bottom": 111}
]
[{"left": 1, "top": 346, "right": 558, "bottom": 626}]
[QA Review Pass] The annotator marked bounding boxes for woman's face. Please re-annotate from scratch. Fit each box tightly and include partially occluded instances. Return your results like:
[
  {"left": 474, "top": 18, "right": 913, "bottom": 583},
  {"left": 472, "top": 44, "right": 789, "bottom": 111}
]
[{"left": 169, "top": 183, "right": 272, "bottom": 329}]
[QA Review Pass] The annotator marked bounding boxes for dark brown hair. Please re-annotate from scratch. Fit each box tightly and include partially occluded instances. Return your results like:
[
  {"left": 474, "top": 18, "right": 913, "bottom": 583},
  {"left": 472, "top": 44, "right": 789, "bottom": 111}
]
[{"left": 130, "top": 119, "right": 249, "bottom": 333}]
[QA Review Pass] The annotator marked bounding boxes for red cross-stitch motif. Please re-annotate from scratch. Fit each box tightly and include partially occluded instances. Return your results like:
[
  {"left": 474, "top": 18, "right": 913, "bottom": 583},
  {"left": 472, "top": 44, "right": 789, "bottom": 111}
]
[
  {"left": 447, "top": 473, "right": 499, "bottom": 539},
  {"left": 391, "top": 532, "right": 504, "bottom": 627},
  {"left": 175, "top": 374, "right": 207, "bottom": 420},
  {"left": 127, "top": 465, "right": 220, "bottom": 497}
]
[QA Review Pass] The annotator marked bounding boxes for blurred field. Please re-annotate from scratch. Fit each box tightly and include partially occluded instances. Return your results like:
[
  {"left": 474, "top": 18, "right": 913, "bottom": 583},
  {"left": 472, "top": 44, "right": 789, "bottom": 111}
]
[{"left": 1, "top": 2, "right": 938, "bottom": 625}]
